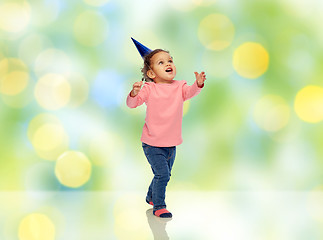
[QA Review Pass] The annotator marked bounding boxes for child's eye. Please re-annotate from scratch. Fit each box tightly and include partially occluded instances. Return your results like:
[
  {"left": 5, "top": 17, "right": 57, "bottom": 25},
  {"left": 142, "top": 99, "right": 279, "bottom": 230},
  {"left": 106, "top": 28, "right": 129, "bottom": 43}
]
[
  {"left": 158, "top": 61, "right": 163, "bottom": 65},
  {"left": 168, "top": 60, "right": 173, "bottom": 63}
]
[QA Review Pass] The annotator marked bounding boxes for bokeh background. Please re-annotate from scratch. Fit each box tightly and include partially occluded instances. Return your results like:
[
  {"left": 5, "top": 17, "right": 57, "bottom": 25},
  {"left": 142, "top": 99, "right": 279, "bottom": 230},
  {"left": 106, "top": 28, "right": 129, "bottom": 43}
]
[{"left": 1, "top": 0, "right": 323, "bottom": 238}]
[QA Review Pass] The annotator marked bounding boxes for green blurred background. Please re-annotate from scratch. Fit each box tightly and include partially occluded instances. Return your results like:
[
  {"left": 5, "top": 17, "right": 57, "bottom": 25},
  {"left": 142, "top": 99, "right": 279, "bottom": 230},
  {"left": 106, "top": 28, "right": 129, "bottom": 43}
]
[{"left": 1, "top": 0, "right": 323, "bottom": 192}]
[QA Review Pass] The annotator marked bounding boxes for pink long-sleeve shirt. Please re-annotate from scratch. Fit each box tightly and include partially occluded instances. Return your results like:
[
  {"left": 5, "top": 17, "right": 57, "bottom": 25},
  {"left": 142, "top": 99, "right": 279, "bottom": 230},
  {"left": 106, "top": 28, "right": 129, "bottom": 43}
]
[{"left": 126, "top": 80, "right": 203, "bottom": 147}]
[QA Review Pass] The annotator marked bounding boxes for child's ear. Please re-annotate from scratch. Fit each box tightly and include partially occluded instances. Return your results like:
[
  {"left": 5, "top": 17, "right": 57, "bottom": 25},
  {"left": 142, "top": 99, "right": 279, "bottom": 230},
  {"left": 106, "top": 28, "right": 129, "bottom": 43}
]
[{"left": 147, "top": 70, "right": 155, "bottom": 79}]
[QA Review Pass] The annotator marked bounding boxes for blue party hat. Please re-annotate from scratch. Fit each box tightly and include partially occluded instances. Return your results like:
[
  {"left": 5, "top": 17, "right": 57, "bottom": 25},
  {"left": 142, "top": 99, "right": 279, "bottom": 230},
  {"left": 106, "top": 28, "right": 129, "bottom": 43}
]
[{"left": 131, "top": 37, "right": 152, "bottom": 59}]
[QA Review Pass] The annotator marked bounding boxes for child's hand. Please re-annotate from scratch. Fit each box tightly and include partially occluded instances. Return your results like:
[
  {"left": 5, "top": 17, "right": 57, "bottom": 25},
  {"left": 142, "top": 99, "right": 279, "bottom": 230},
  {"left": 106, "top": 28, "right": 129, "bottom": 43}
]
[
  {"left": 130, "top": 81, "right": 144, "bottom": 97},
  {"left": 194, "top": 71, "right": 206, "bottom": 87}
]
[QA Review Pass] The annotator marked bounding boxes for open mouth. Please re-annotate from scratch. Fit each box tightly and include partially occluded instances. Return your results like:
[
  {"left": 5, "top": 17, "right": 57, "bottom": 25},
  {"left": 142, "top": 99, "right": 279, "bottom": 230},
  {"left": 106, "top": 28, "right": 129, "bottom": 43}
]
[{"left": 165, "top": 68, "right": 173, "bottom": 73}]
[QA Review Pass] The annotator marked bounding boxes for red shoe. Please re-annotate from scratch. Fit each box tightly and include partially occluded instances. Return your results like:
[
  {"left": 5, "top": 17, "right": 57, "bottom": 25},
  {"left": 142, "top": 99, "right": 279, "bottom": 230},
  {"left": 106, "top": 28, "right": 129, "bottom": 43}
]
[
  {"left": 146, "top": 199, "right": 153, "bottom": 206},
  {"left": 153, "top": 208, "right": 172, "bottom": 218}
]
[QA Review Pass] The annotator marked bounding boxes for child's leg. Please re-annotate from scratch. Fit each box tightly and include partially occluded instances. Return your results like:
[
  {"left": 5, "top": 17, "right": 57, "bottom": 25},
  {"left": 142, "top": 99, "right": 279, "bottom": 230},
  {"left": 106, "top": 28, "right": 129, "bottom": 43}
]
[
  {"left": 146, "top": 150, "right": 169, "bottom": 208},
  {"left": 142, "top": 143, "right": 176, "bottom": 212},
  {"left": 151, "top": 146, "right": 175, "bottom": 204},
  {"left": 146, "top": 148, "right": 175, "bottom": 205},
  {"left": 149, "top": 146, "right": 175, "bottom": 206}
]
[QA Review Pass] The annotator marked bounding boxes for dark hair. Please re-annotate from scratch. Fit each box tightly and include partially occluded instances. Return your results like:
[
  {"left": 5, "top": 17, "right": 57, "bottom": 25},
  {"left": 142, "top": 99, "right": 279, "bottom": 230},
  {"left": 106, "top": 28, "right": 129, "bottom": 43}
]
[{"left": 141, "top": 49, "right": 169, "bottom": 82}]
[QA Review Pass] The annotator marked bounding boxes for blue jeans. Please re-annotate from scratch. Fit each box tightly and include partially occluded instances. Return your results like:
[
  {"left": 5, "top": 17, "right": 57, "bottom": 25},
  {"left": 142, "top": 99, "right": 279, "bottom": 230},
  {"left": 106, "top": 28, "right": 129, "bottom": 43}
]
[{"left": 142, "top": 142, "right": 176, "bottom": 210}]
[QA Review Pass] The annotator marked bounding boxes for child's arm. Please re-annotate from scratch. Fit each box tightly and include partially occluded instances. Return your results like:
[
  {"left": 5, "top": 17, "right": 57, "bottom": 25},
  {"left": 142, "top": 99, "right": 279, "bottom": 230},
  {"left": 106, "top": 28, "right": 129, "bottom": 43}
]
[
  {"left": 182, "top": 71, "right": 206, "bottom": 101},
  {"left": 126, "top": 81, "right": 149, "bottom": 108}
]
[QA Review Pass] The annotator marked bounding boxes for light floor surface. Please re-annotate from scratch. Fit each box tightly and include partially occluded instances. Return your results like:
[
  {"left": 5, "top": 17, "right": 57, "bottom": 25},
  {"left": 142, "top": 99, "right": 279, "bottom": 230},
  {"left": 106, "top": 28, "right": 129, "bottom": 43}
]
[{"left": 1, "top": 191, "right": 323, "bottom": 240}]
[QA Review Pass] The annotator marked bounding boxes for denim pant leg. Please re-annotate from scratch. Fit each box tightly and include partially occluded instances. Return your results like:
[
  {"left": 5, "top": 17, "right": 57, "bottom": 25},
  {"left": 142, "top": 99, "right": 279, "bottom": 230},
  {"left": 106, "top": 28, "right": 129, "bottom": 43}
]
[
  {"left": 142, "top": 143, "right": 176, "bottom": 210},
  {"left": 146, "top": 150, "right": 176, "bottom": 202}
]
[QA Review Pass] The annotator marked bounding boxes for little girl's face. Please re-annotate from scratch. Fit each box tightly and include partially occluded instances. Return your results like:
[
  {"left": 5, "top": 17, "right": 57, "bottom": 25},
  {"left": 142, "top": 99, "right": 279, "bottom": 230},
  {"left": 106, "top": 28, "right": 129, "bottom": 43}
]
[{"left": 149, "top": 51, "right": 176, "bottom": 83}]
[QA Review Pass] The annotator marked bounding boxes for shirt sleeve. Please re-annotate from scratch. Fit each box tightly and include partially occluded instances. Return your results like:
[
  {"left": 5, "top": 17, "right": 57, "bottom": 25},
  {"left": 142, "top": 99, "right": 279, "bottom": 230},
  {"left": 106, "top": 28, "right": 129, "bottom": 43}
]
[
  {"left": 182, "top": 80, "right": 203, "bottom": 101},
  {"left": 126, "top": 83, "right": 150, "bottom": 108}
]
